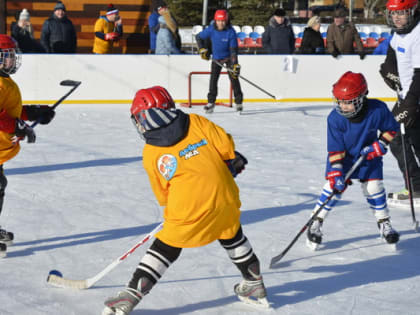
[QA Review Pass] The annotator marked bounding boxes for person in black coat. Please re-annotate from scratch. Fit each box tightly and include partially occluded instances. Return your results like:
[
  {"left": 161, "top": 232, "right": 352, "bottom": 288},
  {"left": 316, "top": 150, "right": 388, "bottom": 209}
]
[
  {"left": 300, "top": 16, "right": 325, "bottom": 54},
  {"left": 11, "top": 9, "right": 44, "bottom": 53},
  {"left": 262, "top": 8, "right": 295, "bottom": 54},
  {"left": 40, "top": 1, "right": 77, "bottom": 53}
]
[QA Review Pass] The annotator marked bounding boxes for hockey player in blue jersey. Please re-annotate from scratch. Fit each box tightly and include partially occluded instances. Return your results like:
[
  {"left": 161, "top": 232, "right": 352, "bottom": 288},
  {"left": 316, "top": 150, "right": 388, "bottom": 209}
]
[
  {"left": 307, "top": 71, "right": 400, "bottom": 249},
  {"left": 196, "top": 9, "right": 243, "bottom": 113}
]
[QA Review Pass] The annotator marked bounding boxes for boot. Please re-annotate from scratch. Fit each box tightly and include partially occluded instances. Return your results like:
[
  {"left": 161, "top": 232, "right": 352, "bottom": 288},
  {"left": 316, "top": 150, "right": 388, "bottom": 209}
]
[
  {"left": 377, "top": 218, "right": 400, "bottom": 244},
  {"left": 102, "top": 288, "right": 142, "bottom": 315},
  {"left": 204, "top": 103, "right": 215, "bottom": 114}
]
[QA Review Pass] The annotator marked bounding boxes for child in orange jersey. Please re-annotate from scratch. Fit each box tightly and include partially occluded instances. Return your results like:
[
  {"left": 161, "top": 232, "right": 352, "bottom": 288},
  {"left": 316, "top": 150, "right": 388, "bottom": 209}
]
[
  {"left": 0, "top": 35, "right": 55, "bottom": 257},
  {"left": 102, "top": 86, "right": 269, "bottom": 315}
]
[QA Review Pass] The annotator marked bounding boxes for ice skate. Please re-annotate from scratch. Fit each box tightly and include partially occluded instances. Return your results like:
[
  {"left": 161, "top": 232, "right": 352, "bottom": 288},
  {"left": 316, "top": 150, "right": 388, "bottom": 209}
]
[
  {"left": 306, "top": 218, "right": 323, "bottom": 251},
  {"left": 204, "top": 103, "right": 215, "bottom": 114},
  {"left": 387, "top": 188, "right": 420, "bottom": 208},
  {"left": 0, "top": 243, "right": 6, "bottom": 258},
  {"left": 0, "top": 227, "right": 14, "bottom": 246},
  {"left": 102, "top": 288, "right": 142, "bottom": 315},
  {"left": 235, "top": 103, "right": 243, "bottom": 113},
  {"left": 234, "top": 276, "right": 270, "bottom": 308},
  {"left": 377, "top": 218, "right": 399, "bottom": 250}
]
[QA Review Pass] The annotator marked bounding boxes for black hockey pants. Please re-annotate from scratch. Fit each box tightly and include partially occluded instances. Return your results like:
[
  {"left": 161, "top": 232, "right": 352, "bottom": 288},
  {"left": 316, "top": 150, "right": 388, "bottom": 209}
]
[
  {"left": 390, "top": 124, "right": 420, "bottom": 192},
  {"left": 208, "top": 60, "right": 243, "bottom": 105},
  {"left": 0, "top": 165, "right": 7, "bottom": 216}
]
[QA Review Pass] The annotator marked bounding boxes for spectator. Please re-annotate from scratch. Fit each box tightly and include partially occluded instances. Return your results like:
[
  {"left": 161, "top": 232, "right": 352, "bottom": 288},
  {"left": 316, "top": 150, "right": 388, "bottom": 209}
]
[
  {"left": 148, "top": 2, "right": 163, "bottom": 54},
  {"left": 40, "top": 1, "right": 77, "bottom": 53},
  {"left": 11, "top": 9, "right": 44, "bottom": 53},
  {"left": 262, "top": 8, "right": 295, "bottom": 54},
  {"left": 156, "top": 4, "right": 181, "bottom": 52},
  {"left": 326, "top": 8, "right": 365, "bottom": 59},
  {"left": 93, "top": 4, "right": 123, "bottom": 54},
  {"left": 155, "top": 14, "right": 181, "bottom": 55},
  {"left": 300, "top": 15, "right": 325, "bottom": 54}
]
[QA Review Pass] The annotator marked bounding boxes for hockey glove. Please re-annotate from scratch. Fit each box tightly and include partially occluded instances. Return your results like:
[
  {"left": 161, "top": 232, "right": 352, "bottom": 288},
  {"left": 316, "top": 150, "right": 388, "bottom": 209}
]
[
  {"left": 199, "top": 48, "right": 210, "bottom": 60},
  {"left": 361, "top": 140, "right": 387, "bottom": 160},
  {"left": 327, "top": 168, "right": 346, "bottom": 192},
  {"left": 23, "top": 105, "right": 55, "bottom": 125},
  {"left": 12, "top": 119, "right": 36, "bottom": 144},
  {"left": 231, "top": 64, "right": 241, "bottom": 79},
  {"left": 379, "top": 62, "right": 401, "bottom": 92},
  {"left": 392, "top": 93, "right": 419, "bottom": 128},
  {"left": 225, "top": 151, "right": 248, "bottom": 178},
  {"left": 359, "top": 52, "right": 366, "bottom": 60},
  {"left": 332, "top": 51, "right": 340, "bottom": 58},
  {"left": 105, "top": 32, "right": 120, "bottom": 41}
]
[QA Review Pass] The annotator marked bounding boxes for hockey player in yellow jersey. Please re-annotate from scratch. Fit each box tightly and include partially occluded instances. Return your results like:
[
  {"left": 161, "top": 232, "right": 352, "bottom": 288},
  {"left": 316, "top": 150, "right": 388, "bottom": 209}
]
[
  {"left": 93, "top": 4, "right": 123, "bottom": 54},
  {"left": 102, "top": 86, "right": 269, "bottom": 315},
  {"left": 0, "top": 34, "right": 55, "bottom": 257}
]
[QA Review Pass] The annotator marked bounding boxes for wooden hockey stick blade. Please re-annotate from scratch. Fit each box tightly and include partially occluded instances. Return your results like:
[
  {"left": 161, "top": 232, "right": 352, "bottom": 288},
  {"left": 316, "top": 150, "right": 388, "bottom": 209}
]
[
  {"left": 60, "top": 80, "right": 81, "bottom": 86},
  {"left": 47, "top": 274, "right": 90, "bottom": 289}
]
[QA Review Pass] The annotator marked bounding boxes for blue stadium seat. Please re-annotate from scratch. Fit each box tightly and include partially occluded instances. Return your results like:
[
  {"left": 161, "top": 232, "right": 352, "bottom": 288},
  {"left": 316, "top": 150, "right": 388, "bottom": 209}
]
[
  {"left": 297, "top": 32, "right": 304, "bottom": 38},
  {"left": 249, "top": 32, "right": 260, "bottom": 40},
  {"left": 359, "top": 32, "right": 368, "bottom": 39},
  {"left": 321, "top": 32, "right": 327, "bottom": 38},
  {"left": 380, "top": 32, "right": 391, "bottom": 39},
  {"left": 369, "top": 32, "right": 379, "bottom": 40},
  {"left": 237, "top": 32, "right": 247, "bottom": 41}
]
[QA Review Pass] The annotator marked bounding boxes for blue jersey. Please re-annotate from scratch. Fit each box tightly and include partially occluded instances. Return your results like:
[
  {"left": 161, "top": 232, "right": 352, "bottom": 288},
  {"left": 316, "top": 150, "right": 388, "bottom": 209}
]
[
  {"left": 325, "top": 99, "right": 399, "bottom": 180},
  {"left": 197, "top": 22, "right": 238, "bottom": 60}
]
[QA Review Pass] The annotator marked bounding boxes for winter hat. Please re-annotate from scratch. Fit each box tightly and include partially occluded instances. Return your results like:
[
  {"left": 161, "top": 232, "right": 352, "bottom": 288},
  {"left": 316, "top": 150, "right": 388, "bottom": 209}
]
[
  {"left": 274, "top": 8, "right": 286, "bottom": 17},
  {"left": 334, "top": 8, "right": 347, "bottom": 18},
  {"left": 106, "top": 3, "right": 119, "bottom": 16},
  {"left": 19, "top": 8, "right": 30, "bottom": 21},
  {"left": 307, "top": 16, "right": 320, "bottom": 28},
  {"left": 140, "top": 108, "right": 178, "bottom": 131},
  {"left": 54, "top": 1, "right": 66, "bottom": 11},
  {"left": 153, "top": 0, "right": 167, "bottom": 11}
]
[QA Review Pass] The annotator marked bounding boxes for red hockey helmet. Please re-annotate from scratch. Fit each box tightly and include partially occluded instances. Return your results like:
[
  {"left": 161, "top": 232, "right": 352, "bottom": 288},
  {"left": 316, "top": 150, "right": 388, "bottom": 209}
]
[
  {"left": 214, "top": 9, "right": 228, "bottom": 21},
  {"left": 0, "top": 34, "right": 21, "bottom": 74},
  {"left": 333, "top": 71, "right": 368, "bottom": 118},
  {"left": 386, "top": 0, "right": 418, "bottom": 32},
  {"left": 131, "top": 86, "right": 176, "bottom": 137}
]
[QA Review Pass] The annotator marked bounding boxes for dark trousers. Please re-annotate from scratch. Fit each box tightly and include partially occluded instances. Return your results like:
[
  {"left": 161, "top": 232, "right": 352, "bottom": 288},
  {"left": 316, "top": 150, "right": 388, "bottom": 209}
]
[
  {"left": 390, "top": 125, "right": 420, "bottom": 192},
  {"left": 208, "top": 60, "right": 243, "bottom": 105},
  {"left": 0, "top": 165, "right": 7, "bottom": 216}
]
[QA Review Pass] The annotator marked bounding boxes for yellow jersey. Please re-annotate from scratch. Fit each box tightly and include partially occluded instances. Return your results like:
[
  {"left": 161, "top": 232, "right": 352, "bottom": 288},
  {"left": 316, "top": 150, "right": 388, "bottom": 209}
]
[{"left": 93, "top": 17, "right": 116, "bottom": 54}]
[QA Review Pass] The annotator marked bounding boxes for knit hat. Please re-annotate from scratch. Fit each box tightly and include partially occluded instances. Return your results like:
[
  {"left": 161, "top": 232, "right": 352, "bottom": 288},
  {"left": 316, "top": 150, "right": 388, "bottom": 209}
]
[
  {"left": 54, "top": 1, "right": 66, "bottom": 11},
  {"left": 19, "top": 8, "right": 30, "bottom": 21},
  {"left": 153, "top": 0, "right": 167, "bottom": 11},
  {"left": 334, "top": 8, "right": 347, "bottom": 18},
  {"left": 274, "top": 8, "right": 286, "bottom": 17},
  {"left": 140, "top": 108, "right": 178, "bottom": 131},
  {"left": 307, "top": 16, "right": 320, "bottom": 28},
  {"left": 106, "top": 3, "right": 119, "bottom": 16}
]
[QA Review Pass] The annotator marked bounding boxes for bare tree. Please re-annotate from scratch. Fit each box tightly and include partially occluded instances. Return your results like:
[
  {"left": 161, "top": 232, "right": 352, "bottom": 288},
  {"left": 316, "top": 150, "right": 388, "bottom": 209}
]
[{"left": 364, "top": 0, "right": 381, "bottom": 18}]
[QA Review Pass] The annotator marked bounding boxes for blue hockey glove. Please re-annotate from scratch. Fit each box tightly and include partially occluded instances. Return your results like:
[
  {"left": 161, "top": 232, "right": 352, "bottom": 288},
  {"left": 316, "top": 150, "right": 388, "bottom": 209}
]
[
  {"left": 225, "top": 151, "right": 248, "bottom": 177},
  {"left": 361, "top": 140, "right": 387, "bottom": 160}
]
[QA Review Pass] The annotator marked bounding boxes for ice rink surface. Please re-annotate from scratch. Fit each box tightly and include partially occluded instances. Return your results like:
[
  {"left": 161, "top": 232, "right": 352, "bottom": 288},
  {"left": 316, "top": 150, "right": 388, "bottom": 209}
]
[{"left": 1, "top": 102, "right": 419, "bottom": 315}]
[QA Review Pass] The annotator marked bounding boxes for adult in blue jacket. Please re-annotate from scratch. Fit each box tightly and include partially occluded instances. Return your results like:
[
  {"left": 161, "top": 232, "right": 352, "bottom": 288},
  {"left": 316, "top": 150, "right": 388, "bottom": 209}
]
[{"left": 196, "top": 9, "right": 243, "bottom": 113}]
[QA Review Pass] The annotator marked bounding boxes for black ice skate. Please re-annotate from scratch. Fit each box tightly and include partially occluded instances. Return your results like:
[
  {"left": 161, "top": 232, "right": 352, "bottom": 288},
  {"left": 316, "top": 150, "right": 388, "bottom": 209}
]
[
  {"left": 377, "top": 218, "right": 399, "bottom": 245},
  {"left": 235, "top": 103, "right": 243, "bottom": 112},
  {"left": 0, "top": 227, "right": 14, "bottom": 246},
  {"left": 306, "top": 217, "right": 323, "bottom": 250},
  {"left": 204, "top": 103, "right": 215, "bottom": 114},
  {"left": 102, "top": 288, "right": 142, "bottom": 315}
]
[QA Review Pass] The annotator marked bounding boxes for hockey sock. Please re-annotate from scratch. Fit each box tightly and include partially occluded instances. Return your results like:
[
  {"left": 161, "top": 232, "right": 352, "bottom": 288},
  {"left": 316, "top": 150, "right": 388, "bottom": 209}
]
[
  {"left": 361, "top": 180, "right": 390, "bottom": 220},
  {"left": 128, "top": 238, "right": 181, "bottom": 293},
  {"left": 313, "top": 182, "right": 341, "bottom": 218},
  {"left": 219, "top": 226, "right": 260, "bottom": 281}
]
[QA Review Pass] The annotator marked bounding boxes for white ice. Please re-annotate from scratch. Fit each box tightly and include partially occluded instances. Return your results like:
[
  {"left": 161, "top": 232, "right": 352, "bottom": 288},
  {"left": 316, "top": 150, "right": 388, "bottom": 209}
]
[{"left": 1, "top": 102, "right": 419, "bottom": 315}]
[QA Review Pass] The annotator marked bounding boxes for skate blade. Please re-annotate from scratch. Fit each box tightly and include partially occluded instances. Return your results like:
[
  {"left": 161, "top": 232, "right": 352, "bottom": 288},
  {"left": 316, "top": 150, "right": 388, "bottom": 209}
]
[
  {"left": 237, "top": 295, "right": 272, "bottom": 309},
  {"left": 306, "top": 238, "right": 320, "bottom": 251},
  {"left": 101, "top": 306, "right": 115, "bottom": 315},
  {"left": 387, "top": 198, "right": 420, "bottom": 209},
  {"left": 378, "top": 236, "right": 398, "bottom": 251},
  {"left": 0, "top": 251, "right": 6, "bottom": 259}
]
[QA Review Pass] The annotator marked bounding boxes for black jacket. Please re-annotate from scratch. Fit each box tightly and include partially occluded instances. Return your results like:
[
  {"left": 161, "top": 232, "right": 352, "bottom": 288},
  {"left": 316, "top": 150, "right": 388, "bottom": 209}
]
[
  {"left": 262, "top": 17, "right": 295, "bottom": 54},
  {"left": 40, "top": 15, "right": 77, "bottom": 53},
  {"left": 11, "top": 23, "right": 44, "bottom": 53},
  {"left": 300, "top": 27, "right": 325, "bottom": 54}
]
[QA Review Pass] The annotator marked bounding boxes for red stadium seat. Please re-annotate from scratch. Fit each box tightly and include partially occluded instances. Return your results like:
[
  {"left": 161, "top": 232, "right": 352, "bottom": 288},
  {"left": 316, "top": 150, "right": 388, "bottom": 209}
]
[
  {"left": 366, "top": 37, "right": 379, "bottom": 48},
  {"left": 244, "top": 37, "right": 255, "bottom": 47},
  {"left": 256, "top": 37, "right": 263, "bottom": 47},
  {"left": 295, "top": 37, "right": 302, "bottom": 49}
]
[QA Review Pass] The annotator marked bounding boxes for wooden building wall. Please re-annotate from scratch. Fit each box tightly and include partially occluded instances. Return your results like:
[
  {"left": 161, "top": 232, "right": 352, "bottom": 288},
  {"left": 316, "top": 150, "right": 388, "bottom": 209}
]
[{"left": 5, "top": 0, "right": 153, "bottom": 54}]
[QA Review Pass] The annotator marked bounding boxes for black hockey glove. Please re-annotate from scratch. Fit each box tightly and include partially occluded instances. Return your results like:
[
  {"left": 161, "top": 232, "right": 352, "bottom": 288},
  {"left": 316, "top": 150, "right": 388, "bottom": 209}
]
[
  {"left": 24, "top": 105, "right": 55, "bottom": 125},
  {"left": 392, "top": 93, "right": 420, "bottom": 128},
  {"left": 359, "top": 52, "right": 366, "bottom": 60},
  {"left": 332, "top": 50, "right": 340, "bottom": 58},
  {"left": 13, "top": 119, "right": 36, "bottom": 144},
  {"left": 379, "top": 62, "right": 401, "bottom": 92},
  {"left": 225, "top": 151, "right": 248, "bottom": 178}
]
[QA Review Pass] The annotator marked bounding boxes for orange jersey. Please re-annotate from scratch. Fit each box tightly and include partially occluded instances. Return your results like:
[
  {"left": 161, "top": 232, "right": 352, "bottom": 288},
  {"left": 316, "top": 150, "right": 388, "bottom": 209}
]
[
  {"left": 0, "top": 76, "right": 22, "bottom": 164},
  {"left": 143, "top": 114, "right": 241, "bottom": 248}
]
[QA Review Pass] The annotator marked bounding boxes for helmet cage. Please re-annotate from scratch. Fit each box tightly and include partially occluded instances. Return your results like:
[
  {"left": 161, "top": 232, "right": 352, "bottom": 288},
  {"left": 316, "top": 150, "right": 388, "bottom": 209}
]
[
  {"left": 131, "top": 113, "right": 146, "bottom": 140},
  {"left": 334, "top": 91, "right": 367, "bottom": 118},
  {"left": 0, "top": 48, "right": 21, "bottom": 74},
  {"left": 386, "top": 4, "right": 418, "bottom": 32}
]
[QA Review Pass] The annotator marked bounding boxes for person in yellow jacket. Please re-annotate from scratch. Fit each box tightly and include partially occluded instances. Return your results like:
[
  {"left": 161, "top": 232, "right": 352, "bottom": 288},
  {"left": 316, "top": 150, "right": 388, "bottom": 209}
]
[
  {"left": 0, "top": 34, "right": 55, "bottom": 257},
  {"left": 102, "top": 86, "right": 269, "bottom": 315},
  {"left": 93, "top": 4, "right": 123, "bottom": 54}
]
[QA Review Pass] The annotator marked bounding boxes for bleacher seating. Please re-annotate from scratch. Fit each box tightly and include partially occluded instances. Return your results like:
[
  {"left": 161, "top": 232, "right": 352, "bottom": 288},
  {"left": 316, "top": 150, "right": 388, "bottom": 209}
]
[
  {"left": 366, "top": 37, "right": 379, "bottom": 48},
  {"left": 368, "top": 32, "right": 379, "bottom": 40},
  {"left": 253, "top": 25, "right": 265, "bottom": 36},
  {"left": 241, "top": 25, "right": 253, "bottom": 36},
  {"left": 237, "top": 32, "right": 247, "bottom": 41},
  {"left": 249, "top": 32, "right": 260, "bottom": 40},
  {"left": 232, "top": 25, "right": 241, "bottom": 34}
]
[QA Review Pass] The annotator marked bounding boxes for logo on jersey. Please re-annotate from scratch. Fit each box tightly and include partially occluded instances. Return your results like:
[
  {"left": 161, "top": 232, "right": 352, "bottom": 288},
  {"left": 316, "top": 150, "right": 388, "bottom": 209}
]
[
  {"left": 397, "top": 46, "right": 405, "bottom": 53},
  {"left": 157, "top": 154, "right": 177, "bottom": 180},
  {"left": 179, "top": 139, "right": 208, "bottom": 160}
]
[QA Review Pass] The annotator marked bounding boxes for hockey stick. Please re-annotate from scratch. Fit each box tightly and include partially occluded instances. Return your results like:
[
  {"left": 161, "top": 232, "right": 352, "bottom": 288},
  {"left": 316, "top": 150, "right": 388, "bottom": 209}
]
[
  {"left": 400, "top": 122, "right": 419, "bottom": 231},
  {"left": 30, "top": 79, "right": 82, "bottom": 128},
  {"left": 212, "top": 59, "right": 276, "bottom": 99},
  {"left": 269, "top": 155, "right": 365, "bottom": 268},
  {"left": 46, "top": 222, "right": 163, "bottom": 289}
]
